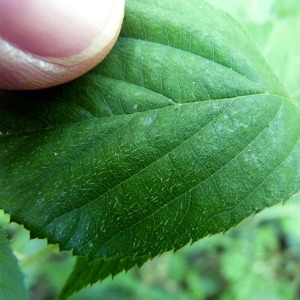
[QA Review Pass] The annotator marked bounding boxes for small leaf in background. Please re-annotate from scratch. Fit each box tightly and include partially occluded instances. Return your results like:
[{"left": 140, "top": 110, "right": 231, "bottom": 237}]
[
  {"left": 0, "top": 0, "right": 299, "bottom": 298},
  {"left": 0, "top": 227, "right": 29, "bottom": 300}
]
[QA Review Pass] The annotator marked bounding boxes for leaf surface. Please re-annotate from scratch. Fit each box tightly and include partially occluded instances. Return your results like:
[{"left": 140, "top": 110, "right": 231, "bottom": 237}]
[
  {"left": 209, "top": 0, "right": 300, "bottom": 108},
  {"left": 0, "top": 0, "right": 300, "bottom": 297}
]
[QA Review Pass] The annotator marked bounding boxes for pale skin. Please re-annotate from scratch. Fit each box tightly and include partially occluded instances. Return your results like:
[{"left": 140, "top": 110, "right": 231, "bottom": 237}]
[{"left": 0, "top": 0, "right": 125, "bottom": 90}]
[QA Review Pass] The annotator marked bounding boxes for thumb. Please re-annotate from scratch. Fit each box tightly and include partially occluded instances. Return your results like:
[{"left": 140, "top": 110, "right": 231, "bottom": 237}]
[{"left": 0, "top": 0, "right": 125, "bottom": 90}]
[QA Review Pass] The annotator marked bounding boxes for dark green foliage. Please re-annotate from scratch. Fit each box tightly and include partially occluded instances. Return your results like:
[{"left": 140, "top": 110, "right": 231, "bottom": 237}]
[{"left": 0, "top": 228, "right": 28, "bottom": 299}]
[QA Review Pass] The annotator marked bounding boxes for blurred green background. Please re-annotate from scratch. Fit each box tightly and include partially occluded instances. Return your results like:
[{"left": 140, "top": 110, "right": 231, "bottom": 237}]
[{"left": 1, "top": 0, "right": 300, "bottom": 299}]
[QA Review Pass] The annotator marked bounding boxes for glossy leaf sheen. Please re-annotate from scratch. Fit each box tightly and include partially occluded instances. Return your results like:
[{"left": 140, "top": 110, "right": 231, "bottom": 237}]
[
  {"left": 0, "top": 228, "right": 29, "bottom": 300},
  {"left": 0, "top": 0, "right": 300, "bottom": 297}
]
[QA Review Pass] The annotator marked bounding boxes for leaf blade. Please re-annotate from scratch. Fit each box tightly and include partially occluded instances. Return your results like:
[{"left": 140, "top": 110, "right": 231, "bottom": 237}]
[{"left": 0, "top": 0, "right": 299, "bottom": 297}]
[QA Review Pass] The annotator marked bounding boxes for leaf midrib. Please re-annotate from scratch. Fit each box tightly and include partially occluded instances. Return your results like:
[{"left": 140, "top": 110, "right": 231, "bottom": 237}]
[
  {"left": 0, "top": 90, "right": 281, "bottom": 138},
  {"left": 3, "top": 92, "right": 291, "bottom": 205}
]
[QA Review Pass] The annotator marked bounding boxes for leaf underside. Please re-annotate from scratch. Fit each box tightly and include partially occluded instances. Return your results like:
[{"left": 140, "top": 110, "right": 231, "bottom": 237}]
[{"left": 0, "top": 0, "right": 299, "bottom": 298}]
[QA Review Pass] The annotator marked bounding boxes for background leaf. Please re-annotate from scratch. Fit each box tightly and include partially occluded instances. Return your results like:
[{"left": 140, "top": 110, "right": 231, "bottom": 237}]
[
  {"left": 0, "top": 227, "right": 29, "bottom": 300},
  {"left": 58, "top": 255, "right": 149, "bottom": 300},
  {"left": 0, "top": 0, "right": 300, "bottom": 297}
]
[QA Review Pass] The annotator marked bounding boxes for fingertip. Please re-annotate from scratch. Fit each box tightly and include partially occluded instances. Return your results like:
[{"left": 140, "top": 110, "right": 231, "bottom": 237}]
[{"left": 0, "top": 0, "right": 125, "bottom": 90}]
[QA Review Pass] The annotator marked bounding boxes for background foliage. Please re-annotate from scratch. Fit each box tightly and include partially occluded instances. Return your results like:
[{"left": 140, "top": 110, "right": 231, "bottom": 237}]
[{"left": 0, "top": 0, "right": 300, "bottom": 299}]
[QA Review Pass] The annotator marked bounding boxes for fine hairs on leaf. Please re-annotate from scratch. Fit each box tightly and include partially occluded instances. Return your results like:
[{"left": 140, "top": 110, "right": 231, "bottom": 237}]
[{"left": 0, "top": 0, "right": 300, "bottom": 298}]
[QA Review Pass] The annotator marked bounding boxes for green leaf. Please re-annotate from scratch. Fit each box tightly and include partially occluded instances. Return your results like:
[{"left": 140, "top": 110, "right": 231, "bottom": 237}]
[
  {"left": 0, "top": 227, "right": 29, "bottom": 300},
  {"left": 58, "top": 255, "right": 148, "bottom": 300},
  {"left": 209, "top": 0, "right": 300, "bottom": 108},
  {"left": 0, "top": 0, "right": 300, "bottom": 297}
]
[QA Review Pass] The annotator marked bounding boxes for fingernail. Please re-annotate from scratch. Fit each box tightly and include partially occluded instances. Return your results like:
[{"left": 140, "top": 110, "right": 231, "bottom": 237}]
[
  {"left": 0, "top": 0, "right": 123, "bottom": 63},
  {"left": 0, "top": 0, "right": 125, "bottom": 89}
]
